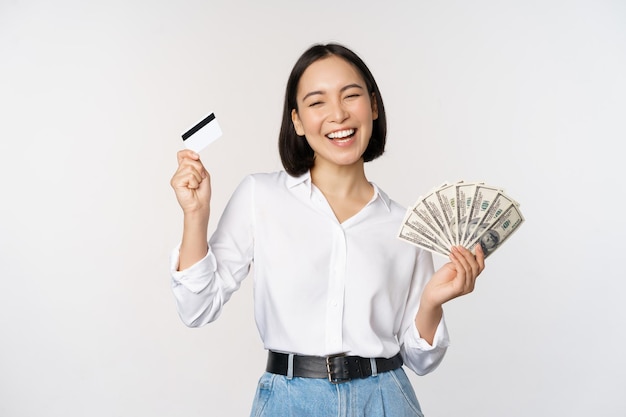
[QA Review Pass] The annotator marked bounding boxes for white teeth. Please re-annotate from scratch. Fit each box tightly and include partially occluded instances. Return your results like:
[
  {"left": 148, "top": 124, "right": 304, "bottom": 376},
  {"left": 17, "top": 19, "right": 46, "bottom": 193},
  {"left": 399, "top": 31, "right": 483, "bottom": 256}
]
[{"left": 327, "top": 129, "right": 354, "bottom": 139}]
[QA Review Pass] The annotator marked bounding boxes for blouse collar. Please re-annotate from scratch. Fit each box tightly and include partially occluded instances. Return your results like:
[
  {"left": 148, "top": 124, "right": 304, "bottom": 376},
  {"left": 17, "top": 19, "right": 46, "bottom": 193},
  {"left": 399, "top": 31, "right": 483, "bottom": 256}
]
[{"left": 285, "top": 170, "right": 391, "bottom": 212}]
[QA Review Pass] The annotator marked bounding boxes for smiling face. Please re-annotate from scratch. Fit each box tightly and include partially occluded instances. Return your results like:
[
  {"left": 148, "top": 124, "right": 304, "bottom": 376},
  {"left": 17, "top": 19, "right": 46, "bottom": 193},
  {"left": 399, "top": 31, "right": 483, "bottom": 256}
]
[{"left": 291, "top": 55, "right": 378, "bottom": 171}]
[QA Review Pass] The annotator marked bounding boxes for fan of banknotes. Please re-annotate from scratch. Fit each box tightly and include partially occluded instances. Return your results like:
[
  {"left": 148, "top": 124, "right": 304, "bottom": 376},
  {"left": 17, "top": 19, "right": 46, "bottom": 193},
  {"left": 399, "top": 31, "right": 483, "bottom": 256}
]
[{"left": 398, "top": 181, "right": 524, "bottom": 258}]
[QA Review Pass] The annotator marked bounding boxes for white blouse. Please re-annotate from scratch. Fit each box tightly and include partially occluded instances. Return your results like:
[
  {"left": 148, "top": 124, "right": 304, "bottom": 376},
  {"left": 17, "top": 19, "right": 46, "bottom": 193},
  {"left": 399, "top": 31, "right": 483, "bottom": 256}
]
[{"left": 171, "top": 171, "right": 449, "bottom": 375}]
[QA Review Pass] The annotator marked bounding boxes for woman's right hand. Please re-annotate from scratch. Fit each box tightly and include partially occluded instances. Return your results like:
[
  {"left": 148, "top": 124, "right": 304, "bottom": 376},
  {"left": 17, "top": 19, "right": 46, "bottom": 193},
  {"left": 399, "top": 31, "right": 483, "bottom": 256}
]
[{"left": 170, "top": 150, "right": 211, "bottom": 216}]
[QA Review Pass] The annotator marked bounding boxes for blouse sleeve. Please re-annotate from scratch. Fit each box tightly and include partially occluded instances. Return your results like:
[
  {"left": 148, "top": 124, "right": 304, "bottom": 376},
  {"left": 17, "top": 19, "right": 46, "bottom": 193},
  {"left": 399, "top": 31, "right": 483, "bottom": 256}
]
[
  {"left": 170, "top": 175, "right": 255, "bottom": 327},
  {"left": 399, "top": 249, "right": 451, "bottom": 375}
]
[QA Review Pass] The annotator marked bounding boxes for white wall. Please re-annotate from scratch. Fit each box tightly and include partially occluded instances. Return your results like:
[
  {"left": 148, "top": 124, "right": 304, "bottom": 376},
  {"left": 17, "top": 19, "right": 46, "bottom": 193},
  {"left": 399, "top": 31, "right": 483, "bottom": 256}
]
[{"left": 1, "top": 1, "right": 625, "bottom": 416}]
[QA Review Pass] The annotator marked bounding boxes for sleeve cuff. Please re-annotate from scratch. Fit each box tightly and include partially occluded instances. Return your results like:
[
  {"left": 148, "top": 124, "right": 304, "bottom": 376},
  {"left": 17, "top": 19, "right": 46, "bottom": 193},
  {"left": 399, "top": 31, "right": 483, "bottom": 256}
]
[
  {"left": 404, "top": 313, "right": 450, "bottom": 351},
  {"left": 170, "top": 244, "right": 217, "bottom": 294}
]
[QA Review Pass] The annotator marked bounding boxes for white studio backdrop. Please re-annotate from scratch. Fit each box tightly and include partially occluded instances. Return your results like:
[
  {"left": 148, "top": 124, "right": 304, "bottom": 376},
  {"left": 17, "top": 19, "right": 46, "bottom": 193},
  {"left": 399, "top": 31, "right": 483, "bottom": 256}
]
[{"left": 1, "top": 1, "right": 625, "bottom": 416}]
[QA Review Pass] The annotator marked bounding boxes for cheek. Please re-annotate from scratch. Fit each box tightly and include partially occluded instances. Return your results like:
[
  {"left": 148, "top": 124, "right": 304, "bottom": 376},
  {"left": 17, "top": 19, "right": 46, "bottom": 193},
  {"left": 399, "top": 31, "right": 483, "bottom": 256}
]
[
  {"left": 355, "top": 104, "right": 376, "bottom": 125},
  {"left": 300, "top": 112, "right": 325, "bottom": 131}
]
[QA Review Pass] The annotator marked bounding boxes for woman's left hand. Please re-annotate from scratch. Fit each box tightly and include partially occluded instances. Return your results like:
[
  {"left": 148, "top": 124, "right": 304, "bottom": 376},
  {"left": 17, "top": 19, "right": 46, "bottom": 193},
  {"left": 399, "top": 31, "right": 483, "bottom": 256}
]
[{"left": 421, "top": 245, "right": 486, "bottom": 309}]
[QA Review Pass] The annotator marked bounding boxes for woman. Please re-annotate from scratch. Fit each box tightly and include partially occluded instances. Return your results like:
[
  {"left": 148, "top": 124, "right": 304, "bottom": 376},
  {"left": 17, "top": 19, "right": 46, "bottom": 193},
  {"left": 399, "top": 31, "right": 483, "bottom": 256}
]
[{"left": 170, "top": 43, "right": 485, "bottom": 417}]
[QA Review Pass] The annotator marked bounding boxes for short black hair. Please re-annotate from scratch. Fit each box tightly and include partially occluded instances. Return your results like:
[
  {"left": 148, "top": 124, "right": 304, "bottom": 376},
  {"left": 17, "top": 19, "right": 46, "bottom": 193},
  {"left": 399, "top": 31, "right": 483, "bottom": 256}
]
[{"left": 278, "top": 43, "right": 387, "bottom": 177}]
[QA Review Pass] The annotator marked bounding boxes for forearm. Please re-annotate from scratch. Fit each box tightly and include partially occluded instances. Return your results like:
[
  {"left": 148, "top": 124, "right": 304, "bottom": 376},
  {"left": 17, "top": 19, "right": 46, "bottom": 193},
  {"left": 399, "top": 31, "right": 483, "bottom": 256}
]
[
  {"left": 414, "top": 302, "right": 443, "bottom": 346},
  {"left": 178, "top": 210, "right": 210, "bottom": 270}
]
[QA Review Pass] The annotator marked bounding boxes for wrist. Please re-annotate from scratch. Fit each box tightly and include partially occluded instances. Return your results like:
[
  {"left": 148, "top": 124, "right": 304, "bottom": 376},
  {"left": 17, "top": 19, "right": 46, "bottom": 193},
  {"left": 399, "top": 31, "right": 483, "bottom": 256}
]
[
  {"left": 415, "top": 301, "right": 443, "bottom": 346},
  {"left": 419, "top": 288, "right": 444, "bottom": 313},
  {"left": 418, "top": 300, "right": 443, "bottom": 318},
  {"left": 182, "top": 210, "right": 209, "bottom": 243},
  {"left": 183, "top": 208, "right": 210, "bottom": 225}
]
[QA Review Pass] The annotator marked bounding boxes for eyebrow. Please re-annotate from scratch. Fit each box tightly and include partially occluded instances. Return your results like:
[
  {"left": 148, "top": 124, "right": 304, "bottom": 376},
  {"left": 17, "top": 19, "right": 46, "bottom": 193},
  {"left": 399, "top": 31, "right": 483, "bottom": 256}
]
[{"left": 301, "top": 83, "right": 365, "bottom": 101}]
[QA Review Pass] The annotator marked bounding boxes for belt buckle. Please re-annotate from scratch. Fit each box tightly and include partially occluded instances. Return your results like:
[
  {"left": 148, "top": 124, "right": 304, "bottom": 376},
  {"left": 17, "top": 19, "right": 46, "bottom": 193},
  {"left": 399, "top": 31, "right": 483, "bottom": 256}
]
[{"left": 326, "top": 353, "right": 351, "bottom": 384}]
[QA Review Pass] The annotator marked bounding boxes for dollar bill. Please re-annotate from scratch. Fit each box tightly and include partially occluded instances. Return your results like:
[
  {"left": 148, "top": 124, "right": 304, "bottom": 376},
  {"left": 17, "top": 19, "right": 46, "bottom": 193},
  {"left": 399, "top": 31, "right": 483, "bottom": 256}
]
[
  {"left": 420, "top": 188, "right": 455, "bottom": 247},
  {"left": 398, "top": 180, "right": 524, "bottom": 259},
  {"left": 464, "top": 192, "right": 517, "bottom": 246},
  {"left": 403, "top": 207, "right": 452, "bottom": 251},
  {"left": 455, "top": 182, "right": 478, "bottom": 246},
  {"left": 398, "top": 224, "right": 450, "bottom": 256},
  {"left": 466, "top": 203, "right": 525, "bottom": 258},
  {"left": 460, "top": 184, "right": 502, "bottom": 247},
  {"left": 436, "top": 181, "right": 461, "bottom": 246}
]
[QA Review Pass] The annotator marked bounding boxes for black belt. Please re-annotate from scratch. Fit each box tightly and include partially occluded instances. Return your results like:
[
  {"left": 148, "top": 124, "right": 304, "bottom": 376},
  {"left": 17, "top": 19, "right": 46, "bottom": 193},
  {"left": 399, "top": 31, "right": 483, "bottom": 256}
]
[{"left": 266, "top": 351, "right": 403, "bottom": 384}]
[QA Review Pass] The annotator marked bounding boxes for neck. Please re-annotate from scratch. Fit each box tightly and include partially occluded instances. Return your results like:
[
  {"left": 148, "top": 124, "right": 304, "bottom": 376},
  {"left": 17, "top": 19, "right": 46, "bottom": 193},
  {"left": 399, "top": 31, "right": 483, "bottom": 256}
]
[{"left": 310, "top": 159, "right": 370, "bottom": 198}]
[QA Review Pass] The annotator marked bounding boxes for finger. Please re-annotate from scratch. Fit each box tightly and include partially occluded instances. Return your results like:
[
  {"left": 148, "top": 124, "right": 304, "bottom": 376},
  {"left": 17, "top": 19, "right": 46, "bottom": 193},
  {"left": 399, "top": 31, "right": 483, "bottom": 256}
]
[
  {"left": 450, "top": 247, "right": 475, "bottom": 293},
  {"left": 448, "top": 248, "right": 467, "bottom": 283},
  {"left": 451, "top": 246, "right": 472, "bottom": 271},
  {"left": 177, "top": 149, "right": 200, "bottom": 165},
  {"left": 474, "top": 243, "right": 486, "bottom": 273},
  {"left": 171, "top": 166, "right": 204, "bottom": 190},
  {"left": 456, "top": 245, "right": 482, "bottom": 277},
  {"left": 176, "top": 156, "right": 207, "bottom": 180},
  {"left": 185, "top": 175, "right": 201, "bottom": 190}
]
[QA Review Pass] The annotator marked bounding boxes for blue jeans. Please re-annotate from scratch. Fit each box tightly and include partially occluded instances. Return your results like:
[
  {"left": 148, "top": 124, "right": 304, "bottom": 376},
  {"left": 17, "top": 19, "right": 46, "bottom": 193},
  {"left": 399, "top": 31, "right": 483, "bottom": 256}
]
[{"left": 249, "top": 368, "right": 424, "bottom": 417}]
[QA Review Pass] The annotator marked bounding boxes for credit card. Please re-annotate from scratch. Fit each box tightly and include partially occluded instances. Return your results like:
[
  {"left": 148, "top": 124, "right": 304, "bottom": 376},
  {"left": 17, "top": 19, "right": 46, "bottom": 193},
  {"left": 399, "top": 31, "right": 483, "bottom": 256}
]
[{"left": 182, "top": 112, "right": 222, "bottom": 153}]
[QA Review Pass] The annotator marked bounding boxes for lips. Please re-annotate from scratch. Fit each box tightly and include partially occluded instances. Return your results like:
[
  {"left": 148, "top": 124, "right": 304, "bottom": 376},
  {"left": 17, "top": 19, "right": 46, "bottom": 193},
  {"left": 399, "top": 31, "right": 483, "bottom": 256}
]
[{"left": 326, "top": 128, "right": 355, "bottom": 140}]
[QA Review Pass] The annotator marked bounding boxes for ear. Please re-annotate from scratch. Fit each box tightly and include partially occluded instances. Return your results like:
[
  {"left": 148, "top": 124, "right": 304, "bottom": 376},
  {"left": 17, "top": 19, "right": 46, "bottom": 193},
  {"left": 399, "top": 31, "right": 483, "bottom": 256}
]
[
  {"left": 371, "top": 93, "right": 379, "bottom": 121},
  {"left": 291, "top": 109, "right": 305, "bottom": 136}
]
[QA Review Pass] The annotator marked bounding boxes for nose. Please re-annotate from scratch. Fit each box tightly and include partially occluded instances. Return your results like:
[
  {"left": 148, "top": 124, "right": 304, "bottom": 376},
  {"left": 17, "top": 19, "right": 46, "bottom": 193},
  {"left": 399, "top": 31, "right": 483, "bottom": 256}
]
[{"left": 328, "top": 99, "right": 349, "bottom": 123}]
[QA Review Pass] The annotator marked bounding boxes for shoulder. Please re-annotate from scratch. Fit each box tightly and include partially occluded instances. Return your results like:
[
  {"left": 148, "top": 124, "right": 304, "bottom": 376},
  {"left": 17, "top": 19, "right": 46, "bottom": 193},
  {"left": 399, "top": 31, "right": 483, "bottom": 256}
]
[
  {"left": 372, "top": 185, "right": 431, "bottom": 257},
  {"left": 242, "top": 170, "right": 300, "bottom": 188},
  {"left": 373, "top": 183, "right": 410, "bottom": 220},
  {"left": 246, "top": 170, "right": 291, "bottom": 183},
  {"left": 234, "top": 170, "right": 306, "bottom": 195}
]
